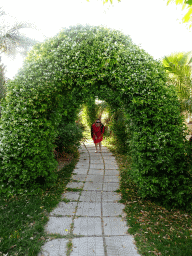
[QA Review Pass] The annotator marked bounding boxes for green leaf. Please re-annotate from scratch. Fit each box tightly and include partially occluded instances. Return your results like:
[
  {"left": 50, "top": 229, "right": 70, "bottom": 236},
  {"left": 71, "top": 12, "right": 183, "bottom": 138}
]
[{"left": 182, "top": 7, "right": 192, "bottom": 22}]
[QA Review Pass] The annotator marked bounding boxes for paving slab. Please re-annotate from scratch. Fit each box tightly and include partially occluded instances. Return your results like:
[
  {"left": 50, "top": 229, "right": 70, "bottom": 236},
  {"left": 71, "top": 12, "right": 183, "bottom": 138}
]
[
  {"left": 88, "top": 147, "right": 99, "bottom": 150},
  {"left": 89, "top": 163, "right": 104, "bottom": 169},
  {"left": 100, "top": 148, "right": 110, "bottom": 152},
  {"left": 71, "top": 237, "right": 104, "bottom": 256},
  {"left": 83, "top": 182, "right": 103, "bottom": 191},
  {"left": 102, "top": 155, "right": 116, "bottom": 159},
  {"left": 103, "top": 159, "right": 116, "bottom": 164},
  {"left": 89, "top": 151, "right": 102, "bottom": 155},
  {"left": 101, "top": 152, "right": 114, "bottom": 156},
  {"left": 78, "top": 152, "right": 89, "bottom": 157},
  {"left": 86, "top": 174, "right": 103, "bottom": 183},
  {"left": 73, "top": 217, "right": 102, "bottom": 236},
  {"left": 78, "top": 149, "right": 87, "bottom": 153},
  {"left": 73, "top": 168, "right": 88, "bottom": 175},
  {"left": 102, "top": 192, "right": 121, "bottom": 202},
  {"left": 77, "top": 162, "right": 89, "bottom": 167},
  {"left": 90, "top": 159, "right": 103, "bottom": 164},
  {"left": 79, "top": 154, "right": 89, "bottom": 158},
  {"left": 45, "top": 217, "right": 72, "bottom": 235},
  {"left": 72, "top": 174, "right": 87, "bottom": 181},
  {"left": 104, "top": 160, "right": 117, "bottom": 166},
  {"left": 102, "top": 202, "right": 124, "bottom": 216},
  {"left": 76, "top": 159, "right": 89, "bottom": 163},
  {"left": 89, "top": 169, "right": 104, "bottom": 175},
  {"left": 61, "top": 192, "right": 80, "bottom": 201},
  {"left": 79, "top": 152, "right": 89, "bottom": 155},
  {"left": 77, "top": 159, "right": 89, "bottom": 163},
  {"left": 105, "top": 236, "right": 140, "bottom": 256},
  {"left": 104, "top": 175, "right": 119, "bottom": 183},
  {"left": 75, "top": 164, "right": 89, "bottom": 169},
  {"left": 76, "top": 202, "right": 101, "bottom": 216},
  {"left": 105, "top": 164, "right": 119, "bottom": 169},
  {"left": 90, "top": 159, "right": 103, "bottom": 163},
  {"left": 79, "top": 191, "right": 102, "bottom": 202},
  {"left": 103, "top": 217, "right": 128, "bottom": 235},
  {"left": 103, "top": 183, "right": 119, "bottom": 192},
  {"left": 66, "top": 182, "right": 84, "bottom": 189},
  {"left": 105, "top": 169, "right": 119, "bottom": 176},
  {"left": 74, "top": 167, "right": 88, "bottom": 171},
  {"left": 37, "top": 238, "right": 68, "bottom": 256},
  {"left": 50, "top": 202, "right": 77, "bottom": 216}
]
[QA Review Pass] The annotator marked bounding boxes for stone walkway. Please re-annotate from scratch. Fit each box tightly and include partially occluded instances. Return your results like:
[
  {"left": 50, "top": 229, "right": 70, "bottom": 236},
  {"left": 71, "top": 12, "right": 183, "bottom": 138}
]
[{"left": 38, "top": 143, "right": 140, "bottom": 256}]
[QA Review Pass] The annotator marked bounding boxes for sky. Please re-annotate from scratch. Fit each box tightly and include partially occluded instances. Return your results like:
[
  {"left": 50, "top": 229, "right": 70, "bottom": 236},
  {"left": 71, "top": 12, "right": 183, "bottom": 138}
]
[{"left": 1, "top": 0, "right": 192, "bottom": 79}]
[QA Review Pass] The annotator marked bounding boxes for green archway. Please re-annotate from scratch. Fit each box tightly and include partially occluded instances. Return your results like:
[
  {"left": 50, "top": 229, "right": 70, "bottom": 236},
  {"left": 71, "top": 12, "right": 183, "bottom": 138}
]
[{"left": 0, "top": 25, "right": 191, "bottom": 207}]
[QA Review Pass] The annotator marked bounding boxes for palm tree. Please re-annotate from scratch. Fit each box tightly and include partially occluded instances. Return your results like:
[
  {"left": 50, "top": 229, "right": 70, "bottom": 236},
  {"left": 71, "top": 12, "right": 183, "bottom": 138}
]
[
  {"left": 0, "top": 7, "right": 38, "bottom": 57},
  {"left": 162, "top": 51, "right": 192, "bottom": 113}
]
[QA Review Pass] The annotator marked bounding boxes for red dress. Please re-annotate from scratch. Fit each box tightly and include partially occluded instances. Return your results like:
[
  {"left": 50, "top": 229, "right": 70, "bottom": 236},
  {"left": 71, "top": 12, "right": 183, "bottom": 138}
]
[{"left": 91, "top": 123, "right": 104, "bottom": 144}]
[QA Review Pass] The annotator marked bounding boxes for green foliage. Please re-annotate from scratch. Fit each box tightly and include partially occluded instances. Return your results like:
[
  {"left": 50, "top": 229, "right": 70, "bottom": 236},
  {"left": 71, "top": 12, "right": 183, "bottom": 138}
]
[
  {"left": 162, "top": 51, "right": 192, "bottom": 113},
  {"left": 55, "top": 122, "right": 83, "bottom": 153},
  {"left": 0, "top": 24, "right": 191, "bottom": 209},
  {"left": 126, "top": 78, "right": 192, "bottom": 209},
  {"left": 167, "top": 0, "right": 192, "bottom": 28},
  {"left": 83, "top": 96, "right": 99, "bottom": 127},
  {"left": 108, "top": 108, "right": 131, "bottom": 153},
  {"left": 0, "top": 61, "right": 6, "bottom": 115}
]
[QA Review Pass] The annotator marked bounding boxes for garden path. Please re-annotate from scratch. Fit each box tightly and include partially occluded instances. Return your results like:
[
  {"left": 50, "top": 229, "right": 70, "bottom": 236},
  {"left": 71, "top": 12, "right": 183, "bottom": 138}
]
[{"left": 38, "top": 142, "right": 140, "bottom": 256}]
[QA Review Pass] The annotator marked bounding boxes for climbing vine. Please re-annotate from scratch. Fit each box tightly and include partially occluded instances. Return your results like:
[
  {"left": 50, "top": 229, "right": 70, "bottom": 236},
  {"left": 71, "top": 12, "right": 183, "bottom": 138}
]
[{"left": 0, "top": 25, "right": 191, "bottom": 209}]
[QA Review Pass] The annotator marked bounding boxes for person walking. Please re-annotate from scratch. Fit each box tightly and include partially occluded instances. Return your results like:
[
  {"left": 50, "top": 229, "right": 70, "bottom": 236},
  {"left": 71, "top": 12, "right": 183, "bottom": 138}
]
[{"left": 91, "top": 118, "right": 105, "bottom": 153}]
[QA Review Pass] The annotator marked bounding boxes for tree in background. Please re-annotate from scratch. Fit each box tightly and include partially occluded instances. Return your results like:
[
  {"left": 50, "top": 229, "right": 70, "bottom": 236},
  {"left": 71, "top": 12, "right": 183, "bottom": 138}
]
[
  {"left": 0, "top": 7, "right": 38, "bottom": 57},
  {"left": 86, "top": 0, "right": 192, "bottom": 28},
  {"left": 0, "top": 60, "right": 6, "bottom": 115},
  {"left": 0, "top": 7, "right": 38, "bottom": 105},
  {"left": 82, "top": 96, "right": 99, "bottom": 128},
  {"left": 167, "top": 0, "right": 192, "bottom": 28},
  {"left": 162, "top": 51, "right": 192, "bottom": 114}
]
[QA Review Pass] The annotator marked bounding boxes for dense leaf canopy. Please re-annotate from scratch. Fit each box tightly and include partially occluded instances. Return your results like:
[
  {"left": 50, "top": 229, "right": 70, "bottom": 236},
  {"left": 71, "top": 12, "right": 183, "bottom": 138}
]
[{"left": 0, "top": 25, "right": 191, "bottom": 208}]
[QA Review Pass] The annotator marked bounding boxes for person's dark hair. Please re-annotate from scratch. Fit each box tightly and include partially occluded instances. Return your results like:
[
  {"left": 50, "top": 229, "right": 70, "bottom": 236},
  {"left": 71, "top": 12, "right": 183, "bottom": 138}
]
[{"left": 96, "top": 118, "right": 101, "bottom": 123}]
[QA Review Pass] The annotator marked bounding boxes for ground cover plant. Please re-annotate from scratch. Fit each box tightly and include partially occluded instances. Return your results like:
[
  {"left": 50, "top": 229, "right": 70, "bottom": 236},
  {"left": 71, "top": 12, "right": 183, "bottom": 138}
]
[
  {"left": 0, "top": 146, "right": 79, "bottom": 256},
  {"left": 0, "top": 24, "right": 191, "bottom": 210},
  {"left": 103, "top": 136, "right": 192, "bottom": 256}
]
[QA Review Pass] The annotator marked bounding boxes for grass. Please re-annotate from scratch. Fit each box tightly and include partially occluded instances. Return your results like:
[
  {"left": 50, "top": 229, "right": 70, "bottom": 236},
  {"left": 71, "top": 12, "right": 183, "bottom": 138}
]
[
  {"left": 66, "top": 240, "right": 73, "bottom": 256},
  {"left": 0, "top": 146, "right": 79, "bottom": 256},
  {"left": 103, "top": 135, "right": 192, "bottom": 256}
]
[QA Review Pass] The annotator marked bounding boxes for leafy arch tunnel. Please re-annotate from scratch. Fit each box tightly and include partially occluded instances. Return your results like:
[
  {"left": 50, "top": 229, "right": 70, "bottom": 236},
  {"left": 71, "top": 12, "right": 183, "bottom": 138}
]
[{"left": 0, "top": 25, "right": 191, "bottom": 208}]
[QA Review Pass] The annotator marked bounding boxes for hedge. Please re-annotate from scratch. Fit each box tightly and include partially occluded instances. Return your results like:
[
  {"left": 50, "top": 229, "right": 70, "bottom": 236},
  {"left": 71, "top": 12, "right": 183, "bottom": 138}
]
[{"left": 0, "top": 25, "right": 191, "bottom": 209}]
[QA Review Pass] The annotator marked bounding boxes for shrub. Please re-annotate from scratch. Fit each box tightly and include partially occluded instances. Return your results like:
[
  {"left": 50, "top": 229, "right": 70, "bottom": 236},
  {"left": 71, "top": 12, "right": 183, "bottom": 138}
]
[
  {"left": 0, "top": 61, "right": 6, "bottom": 116},
  {"left": 108, "top": 108, "right": 131, "bottom": 153},
  {"left": 54, "top": 122, "right": 83, "bottom": 153}
]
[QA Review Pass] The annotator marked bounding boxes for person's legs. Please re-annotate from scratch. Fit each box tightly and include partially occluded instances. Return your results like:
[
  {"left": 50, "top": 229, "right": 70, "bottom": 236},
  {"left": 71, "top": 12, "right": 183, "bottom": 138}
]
[
  {"left": 99, "top": 142, "right": 102, "bottom": 152},
  {"left": 95, "top": 143, "right": 98, "bottom": 153}
]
